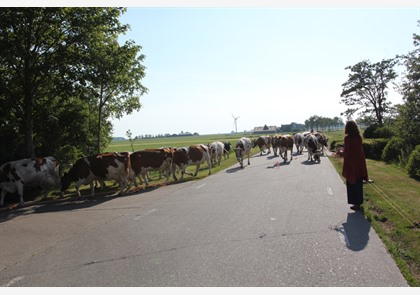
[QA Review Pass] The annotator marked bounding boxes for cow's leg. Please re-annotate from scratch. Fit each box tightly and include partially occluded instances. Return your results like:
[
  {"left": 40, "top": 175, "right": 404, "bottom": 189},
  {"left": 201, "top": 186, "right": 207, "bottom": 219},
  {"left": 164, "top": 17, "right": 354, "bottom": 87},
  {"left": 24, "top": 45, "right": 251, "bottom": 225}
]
[
  {"left": 206, "top": 157, "right": 212, "bottom": 175},
  {"left": 140, "top": 171, "right": 149, "bottom": 186},
  {"left": 193, "top": 164, "right": 201, "bottom": 177},
  {"left": 16, "top": 181, "right": 24, "bottom": 206},
  {"left": 89, "top": 182, "right": 95, "bottom": 198},
  {"left": 76, "top": 184, "right": 82, "bottom": 198},
  {"left": 247, "top": 153, "right": 250, "bottom": 165}
]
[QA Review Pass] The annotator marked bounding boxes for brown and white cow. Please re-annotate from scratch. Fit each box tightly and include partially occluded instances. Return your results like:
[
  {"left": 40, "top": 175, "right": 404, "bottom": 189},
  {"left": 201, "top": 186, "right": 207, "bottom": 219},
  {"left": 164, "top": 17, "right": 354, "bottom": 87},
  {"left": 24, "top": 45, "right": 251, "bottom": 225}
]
[
  {"left": 129, "top": 148, "right": 174, "bottom": 186},
  {"left": 60, "top": 152, "right": 130, "bottom": 198},
  {"left": 172, "top": 144, "right": 212, "bottom": 181},
  {"left": 0, "top": 157, "right": 60, "bottom": 206},
  {"left": 277, "top": 134, "right": 294, "bottom": 162},
  {"left": 252, "top": 136, "right": 272, "bottom": 156},
  {"left": 235, "top": 137, "right": 252, "bottom": 168},
  {"left": 271, "top": 135, "right": 294, "bottom": 162},
  {"left": 304, "top": 134, "right": 321, "bottom": 163},
  {"left": 208, "top": 141, "right": 224, "bottom": 167}
]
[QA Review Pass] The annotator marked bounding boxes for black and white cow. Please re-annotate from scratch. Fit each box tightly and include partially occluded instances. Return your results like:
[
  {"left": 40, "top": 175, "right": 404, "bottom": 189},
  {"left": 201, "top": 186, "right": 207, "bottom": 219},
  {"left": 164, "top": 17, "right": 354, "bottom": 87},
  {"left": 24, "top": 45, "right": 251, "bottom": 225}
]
[
  {"left": 0, "top": 157, "right": 61, "bottom": 206},
  {"left": 304, "top": 134, "right": 321, "bottom": 163},
  {"left": 60, "top": 152, "right": 130, "bottom": 198},
  {"left": 223, "top": 142, "right": 232, "bottom": 159},
  {"left": 235, "top": 137, "right": 252, "bottom": 168}
]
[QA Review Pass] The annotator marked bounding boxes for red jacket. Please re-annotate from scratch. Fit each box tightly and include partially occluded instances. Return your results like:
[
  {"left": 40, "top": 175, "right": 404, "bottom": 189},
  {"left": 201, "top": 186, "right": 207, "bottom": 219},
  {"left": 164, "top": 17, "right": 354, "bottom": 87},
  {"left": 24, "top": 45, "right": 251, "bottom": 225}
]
[{"left": 342, "top": 135, "right": 368, "bottom": 184}]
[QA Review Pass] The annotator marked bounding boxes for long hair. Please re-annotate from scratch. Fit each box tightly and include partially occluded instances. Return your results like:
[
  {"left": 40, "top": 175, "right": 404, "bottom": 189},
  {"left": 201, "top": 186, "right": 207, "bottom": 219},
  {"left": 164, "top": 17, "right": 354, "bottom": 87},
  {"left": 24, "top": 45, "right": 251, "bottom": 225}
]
[{"left": 345, "top": 120, "right": 361, "bottom": 137}]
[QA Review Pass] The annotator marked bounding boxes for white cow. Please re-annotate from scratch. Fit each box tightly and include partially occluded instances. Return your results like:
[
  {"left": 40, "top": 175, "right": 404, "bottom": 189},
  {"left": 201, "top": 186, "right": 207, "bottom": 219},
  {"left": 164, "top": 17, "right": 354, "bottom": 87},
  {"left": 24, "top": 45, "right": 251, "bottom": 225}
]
[
  {"left": 208, "top": 141, "right": 225, "bottom": 167},
  {"left": 235, "top": 137, "right": 252, "bottom": 168},
  {"left": 293, "top": 133, "right": 305, "bottom": 154},
  {"left": 0, "top": 157, "right": 61, "bottom": 206}
]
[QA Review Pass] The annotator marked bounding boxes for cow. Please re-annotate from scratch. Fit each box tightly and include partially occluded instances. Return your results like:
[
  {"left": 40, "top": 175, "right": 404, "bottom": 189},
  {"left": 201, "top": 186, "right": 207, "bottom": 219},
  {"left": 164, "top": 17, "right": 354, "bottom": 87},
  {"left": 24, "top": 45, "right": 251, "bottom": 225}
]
[
  {"left": 252, "top": 136, "right": 272, "bottom": 156},
  {"left": 208, "top": 141, "right": 224, "bottom": 167},
  {"left": 235, "top": 137, "right": 252, "bottom": 168},
  {"left": 172, "top": 144, "right": 212, "bottom": 181},
  {"left": 0, "top": 157, "right": 60, "bottom": 207},
  {"left": 129, "top": 148, "right": 174, "bottom": 186},
  {"left": 223, "top": 142, "right": 232, "bottom": 159},
  {"left": 60, "top": 152, "right": 130, "bottom": 198},
  {"left": 277, "top": 134, "right": 294, "bottom": 162},
  {"left": 293, "top": 133, "right": 305, "bottom": 154},
  {"left": 313, "top": 131, "right": 329, "bottom": 155},
  {"left": 304, "top": 134, "right": 321, "bottom": 163}
]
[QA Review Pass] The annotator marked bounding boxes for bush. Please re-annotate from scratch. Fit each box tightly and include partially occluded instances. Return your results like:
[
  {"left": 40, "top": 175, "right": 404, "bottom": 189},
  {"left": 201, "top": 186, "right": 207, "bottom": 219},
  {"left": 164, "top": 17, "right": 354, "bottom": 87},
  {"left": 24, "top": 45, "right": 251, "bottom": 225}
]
[
  {"left": 406, "top": 145, "right": 420, "bottom": 180},
  {"left": 362, "top": 138, "right": 389, "bottom": 160},
  {"left": 374, "top": 126, "right": 394, "bottom": 138},
  {"left": 382, "top": 137, "right": 404, "bottom": 163},
  {"left": 363, "top": 124, "right": 393, "bottom": 139},
  {"left": 330, "top": 140, "right": 344, "bottom": 151}
]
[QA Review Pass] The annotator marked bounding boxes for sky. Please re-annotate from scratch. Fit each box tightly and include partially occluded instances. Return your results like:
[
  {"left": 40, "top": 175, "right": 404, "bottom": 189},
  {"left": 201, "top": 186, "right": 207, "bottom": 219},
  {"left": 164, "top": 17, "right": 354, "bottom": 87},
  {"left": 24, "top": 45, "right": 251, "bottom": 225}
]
[{"left": 13, "top": 1, "right": 420, "bottom": 137}]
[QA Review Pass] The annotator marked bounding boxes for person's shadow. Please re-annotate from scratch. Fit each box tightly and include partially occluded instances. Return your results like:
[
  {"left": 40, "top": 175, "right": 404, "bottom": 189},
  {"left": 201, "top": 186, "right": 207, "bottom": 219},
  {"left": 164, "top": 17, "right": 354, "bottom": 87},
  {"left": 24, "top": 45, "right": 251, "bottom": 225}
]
[{"left": 340, "top": 212, "right": 371, "bottom": 251}]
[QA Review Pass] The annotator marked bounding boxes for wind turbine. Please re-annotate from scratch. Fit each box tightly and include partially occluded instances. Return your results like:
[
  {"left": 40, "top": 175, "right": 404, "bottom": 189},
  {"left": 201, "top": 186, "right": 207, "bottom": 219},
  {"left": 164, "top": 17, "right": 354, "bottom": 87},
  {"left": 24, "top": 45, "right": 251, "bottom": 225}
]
[{"left": 232, "top": 114, "right": 239, "bottom": 133}]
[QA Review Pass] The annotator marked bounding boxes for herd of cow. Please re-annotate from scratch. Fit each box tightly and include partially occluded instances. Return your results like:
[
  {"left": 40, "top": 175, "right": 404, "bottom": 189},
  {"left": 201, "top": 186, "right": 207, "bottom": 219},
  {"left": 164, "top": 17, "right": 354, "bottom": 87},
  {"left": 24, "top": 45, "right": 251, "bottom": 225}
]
[{"left": 0, "top": 131, "right": 328, "bottom": 207}]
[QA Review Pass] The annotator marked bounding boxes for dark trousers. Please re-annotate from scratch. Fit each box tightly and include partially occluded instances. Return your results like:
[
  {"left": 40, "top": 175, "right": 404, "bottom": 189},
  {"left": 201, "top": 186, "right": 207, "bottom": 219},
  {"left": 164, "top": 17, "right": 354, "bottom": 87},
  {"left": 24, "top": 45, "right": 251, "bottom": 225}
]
[{"left": 346, "top": 178, "right": 364, "bottom": 205}]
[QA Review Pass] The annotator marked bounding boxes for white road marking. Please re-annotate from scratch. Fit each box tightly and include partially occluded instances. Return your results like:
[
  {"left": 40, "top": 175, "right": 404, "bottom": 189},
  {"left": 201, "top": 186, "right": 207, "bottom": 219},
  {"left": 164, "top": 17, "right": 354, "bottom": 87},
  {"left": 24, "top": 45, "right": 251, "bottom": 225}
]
[
  {"left": 327, "top": 187, "right": 333, "bottom": 195},
  {"left": 134, "top": 209, "right": 156, "bottom": 220},
  {"left": 2, "top": 276, "right": 24, "bottom": 287},
  {"left": 196, "top": 183, "right": 206, "bottom": 189},
  {"left": 144, "top": 209, "right": 156, "bottom": 215}
]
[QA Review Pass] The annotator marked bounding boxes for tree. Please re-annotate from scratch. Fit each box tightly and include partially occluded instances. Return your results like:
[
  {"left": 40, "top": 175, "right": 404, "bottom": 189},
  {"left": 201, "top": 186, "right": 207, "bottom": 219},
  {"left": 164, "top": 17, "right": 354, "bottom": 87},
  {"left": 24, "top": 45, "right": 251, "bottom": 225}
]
[
  {"left": 0, "top": 8, "right": 147, "bottom": 162},
  {"left": 340, "top": 59, "right": 398, "bottom": 126},
  {"left": 394, "top": 21, "right": 420, "bottom": 150},
  {"left": 81, "top": 10, "right": 148, "bottom": 153}
]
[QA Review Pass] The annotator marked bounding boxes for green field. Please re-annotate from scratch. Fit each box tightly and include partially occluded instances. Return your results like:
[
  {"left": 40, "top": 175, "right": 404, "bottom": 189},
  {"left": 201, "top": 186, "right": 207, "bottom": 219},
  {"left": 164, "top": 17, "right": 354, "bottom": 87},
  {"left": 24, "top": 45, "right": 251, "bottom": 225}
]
[{"left": 107, "top": 132, "right": 258, "bottom": 153}]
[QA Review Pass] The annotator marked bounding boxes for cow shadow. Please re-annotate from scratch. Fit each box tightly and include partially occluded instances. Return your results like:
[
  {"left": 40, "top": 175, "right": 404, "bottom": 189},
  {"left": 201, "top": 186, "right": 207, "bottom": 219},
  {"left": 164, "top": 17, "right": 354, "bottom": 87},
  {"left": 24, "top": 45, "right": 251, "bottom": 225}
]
[
  {"left": 301, "top": 159, "right": 321, "bottom": 165},
  {"left": 266, "top": 161, "right": 291, "bottom": 169},
  {"left": 226, "top": 166, "right": 247, "bottom": 173},
  {"left": 0, "top": 185, "right": 161, "bottom": 223}
]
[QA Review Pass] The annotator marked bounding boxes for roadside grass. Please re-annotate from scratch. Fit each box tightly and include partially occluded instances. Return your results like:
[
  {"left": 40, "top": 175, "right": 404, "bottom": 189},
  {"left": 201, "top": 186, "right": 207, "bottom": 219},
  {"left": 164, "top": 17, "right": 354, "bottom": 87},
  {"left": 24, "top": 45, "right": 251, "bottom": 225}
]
[{"left": 329, "top": 155, "right": 420, "bottom": 287}]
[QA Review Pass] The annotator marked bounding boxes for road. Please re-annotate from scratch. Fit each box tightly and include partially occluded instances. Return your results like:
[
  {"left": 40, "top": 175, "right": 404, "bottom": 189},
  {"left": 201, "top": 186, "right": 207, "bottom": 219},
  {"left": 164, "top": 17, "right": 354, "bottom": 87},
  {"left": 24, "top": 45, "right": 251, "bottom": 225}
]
[{"left": 0, "top": 151, "right": 409, "bottom": 287}]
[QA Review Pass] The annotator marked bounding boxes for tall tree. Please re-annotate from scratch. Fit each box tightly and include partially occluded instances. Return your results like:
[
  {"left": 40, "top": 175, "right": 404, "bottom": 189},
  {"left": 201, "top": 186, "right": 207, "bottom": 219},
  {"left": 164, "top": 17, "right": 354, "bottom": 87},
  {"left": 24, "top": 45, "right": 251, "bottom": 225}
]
[
  {"left": 340, "top": 59, "right": 398, "bottom": 126},
  {"left": 0, "top": 7, "right": 147, "bottom": 161},
  {"left": 395, "top": 22, "right": 420, "bottom": 150},
  {"left": 81, "top": 23, "right": 147, "bottom": 153}
]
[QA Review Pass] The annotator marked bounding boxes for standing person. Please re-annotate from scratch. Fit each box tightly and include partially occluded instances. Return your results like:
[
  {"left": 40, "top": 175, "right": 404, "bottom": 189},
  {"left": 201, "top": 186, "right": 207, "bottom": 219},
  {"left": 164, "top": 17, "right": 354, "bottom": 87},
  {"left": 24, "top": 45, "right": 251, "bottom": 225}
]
[{"left": 342, "top": 120, "right": 369, "bottom": 211}]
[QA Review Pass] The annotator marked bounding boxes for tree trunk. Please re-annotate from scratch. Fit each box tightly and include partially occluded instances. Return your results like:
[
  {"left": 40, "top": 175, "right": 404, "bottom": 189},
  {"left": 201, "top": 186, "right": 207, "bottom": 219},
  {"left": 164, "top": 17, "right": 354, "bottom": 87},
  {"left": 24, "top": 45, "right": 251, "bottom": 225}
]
[
  {"left": 23, "top": 91, "right": 35, "bottom": 158},
  {"left": 97, "top": 82, "right": 104, "bottom": 154}
]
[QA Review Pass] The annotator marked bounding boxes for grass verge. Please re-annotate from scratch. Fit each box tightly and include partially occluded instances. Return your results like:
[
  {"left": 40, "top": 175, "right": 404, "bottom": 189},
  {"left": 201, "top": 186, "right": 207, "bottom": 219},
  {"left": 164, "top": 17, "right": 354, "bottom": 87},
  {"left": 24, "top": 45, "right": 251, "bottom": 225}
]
[{"left": 329, "top": 155, "right": 420, "bottom": 287}]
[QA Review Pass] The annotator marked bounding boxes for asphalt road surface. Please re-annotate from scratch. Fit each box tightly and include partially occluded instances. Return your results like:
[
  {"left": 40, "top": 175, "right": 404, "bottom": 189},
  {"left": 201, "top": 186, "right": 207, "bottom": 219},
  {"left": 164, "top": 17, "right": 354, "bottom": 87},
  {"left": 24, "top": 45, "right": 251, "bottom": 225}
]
[{"left": 0, "top": 151, "right": 409, "bottom": 287}]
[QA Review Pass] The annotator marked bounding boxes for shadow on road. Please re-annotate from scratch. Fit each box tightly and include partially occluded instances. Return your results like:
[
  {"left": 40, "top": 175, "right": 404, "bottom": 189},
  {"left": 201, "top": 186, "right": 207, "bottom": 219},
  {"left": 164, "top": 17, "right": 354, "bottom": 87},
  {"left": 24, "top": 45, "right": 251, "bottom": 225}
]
[
  {"left": 226, "top": 166, "right": 245, "bottom": 173},
  {"left": 338, "top": 212, "right": 371, "bottom": 251},
  {"left": 0, "top": 185, "right": 160, "bottom": 223}
]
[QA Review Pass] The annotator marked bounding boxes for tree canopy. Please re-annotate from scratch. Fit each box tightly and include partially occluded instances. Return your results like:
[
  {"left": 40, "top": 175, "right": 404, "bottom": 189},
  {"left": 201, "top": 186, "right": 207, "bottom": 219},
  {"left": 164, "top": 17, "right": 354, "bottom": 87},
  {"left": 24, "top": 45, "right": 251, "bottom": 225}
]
[
  {"left": 340, "top": 58, "right": 398, "bottom": 126},
  {"left": 0, "top": 7, "right": 147, "bottom": 165},
  {"left": 394, "top": 21, "right": 420, "bottom": 150}
]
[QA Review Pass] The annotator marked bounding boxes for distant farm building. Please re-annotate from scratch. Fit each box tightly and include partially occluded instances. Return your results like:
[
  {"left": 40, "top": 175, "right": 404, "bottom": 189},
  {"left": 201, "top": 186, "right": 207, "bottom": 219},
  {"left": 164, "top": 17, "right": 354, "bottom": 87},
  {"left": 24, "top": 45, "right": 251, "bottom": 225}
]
[{"left": 253, "top": 125, "right": 278, "bottom": 134}]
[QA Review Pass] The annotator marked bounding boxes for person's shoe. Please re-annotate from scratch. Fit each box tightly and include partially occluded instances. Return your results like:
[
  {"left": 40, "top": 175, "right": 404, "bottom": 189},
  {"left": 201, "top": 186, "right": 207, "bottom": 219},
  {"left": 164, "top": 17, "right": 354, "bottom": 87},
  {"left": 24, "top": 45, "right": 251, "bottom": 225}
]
[{"left": 350, "top": 205, "right": 361, "bottom": 211}]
